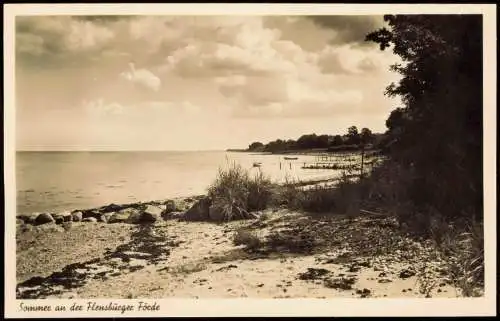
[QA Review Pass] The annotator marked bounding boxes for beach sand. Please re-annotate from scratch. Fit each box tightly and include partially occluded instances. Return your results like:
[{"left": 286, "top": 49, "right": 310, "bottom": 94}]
[{"left": 16, "top": 206, "right": 460, "bottom": 299}]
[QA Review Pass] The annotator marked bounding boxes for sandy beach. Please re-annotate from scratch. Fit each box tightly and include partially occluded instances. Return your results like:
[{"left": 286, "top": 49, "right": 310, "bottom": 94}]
[{"left": 16, "top": 196, "right": 460, "bottom": 300}]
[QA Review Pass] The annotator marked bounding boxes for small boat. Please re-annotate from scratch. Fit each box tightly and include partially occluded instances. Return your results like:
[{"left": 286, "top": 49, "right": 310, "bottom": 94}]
[
  {"left": 253, "top": 162, "right": 262, "bottom": 167},
  {"left": 284, "top": 157, "right": 298, "bottom": 160}
]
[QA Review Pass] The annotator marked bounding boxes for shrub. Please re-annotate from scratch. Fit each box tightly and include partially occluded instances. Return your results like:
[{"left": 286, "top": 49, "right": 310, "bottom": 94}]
[
  {"left": 247, "top": 170, "right": 275, "bottom": 211},
  {"left": 208, "top": 162, "right": 274, "bottom": 221},
  {"left": 278, "top": 176, "right": 306, "bottom": 209}
]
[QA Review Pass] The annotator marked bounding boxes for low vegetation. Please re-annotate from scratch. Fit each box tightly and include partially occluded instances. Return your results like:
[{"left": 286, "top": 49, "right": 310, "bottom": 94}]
[{"left": 207, "top": 162, "right": 275, "bottom": 221}]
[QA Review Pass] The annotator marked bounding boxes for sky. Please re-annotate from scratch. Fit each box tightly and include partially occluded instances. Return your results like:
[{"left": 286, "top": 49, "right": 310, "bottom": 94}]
[{"left": 15, "top": 15, "right": 402, "bottom": 151}]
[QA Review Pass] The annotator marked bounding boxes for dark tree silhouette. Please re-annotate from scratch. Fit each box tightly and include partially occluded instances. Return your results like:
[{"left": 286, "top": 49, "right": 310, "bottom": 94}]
[
  {"left": 366, "top": 15, "right": 483, "bottom": 221},
  {"left": 248, "top": 142, "right": 264, "bottom": 151}
]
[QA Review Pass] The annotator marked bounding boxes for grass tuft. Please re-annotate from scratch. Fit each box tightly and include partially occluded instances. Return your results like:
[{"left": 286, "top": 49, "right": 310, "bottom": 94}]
[{"left": 208, "top": 162, "right": 274, "bottom": 221}]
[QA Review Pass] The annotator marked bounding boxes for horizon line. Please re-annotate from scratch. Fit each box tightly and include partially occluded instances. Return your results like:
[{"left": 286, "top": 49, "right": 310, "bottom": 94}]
[{"left": 15, "top": 149, "right": 237, "bottom": 152}]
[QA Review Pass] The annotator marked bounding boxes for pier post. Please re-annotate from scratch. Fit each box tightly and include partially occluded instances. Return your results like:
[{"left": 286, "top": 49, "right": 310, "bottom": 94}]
[{"left": 360, "top": 145, "right": 365, "bottom": 178}]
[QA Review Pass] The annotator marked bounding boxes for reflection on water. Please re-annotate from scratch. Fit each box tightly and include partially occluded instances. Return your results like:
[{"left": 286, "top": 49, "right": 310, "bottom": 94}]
[{"left": 16, "top": 151, "right": 342, "bottom": 215}]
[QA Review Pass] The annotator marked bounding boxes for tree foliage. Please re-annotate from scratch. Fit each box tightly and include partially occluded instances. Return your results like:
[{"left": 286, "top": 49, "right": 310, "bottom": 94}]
[
  {"left": 366, "top": 15, "right": 483, "bottom": 220},
  {"left": 248, "top": 142, "right": 264, "bottom": 151},
  {"left": 247, "top": 128, "right": 378, "bottom": 153}
]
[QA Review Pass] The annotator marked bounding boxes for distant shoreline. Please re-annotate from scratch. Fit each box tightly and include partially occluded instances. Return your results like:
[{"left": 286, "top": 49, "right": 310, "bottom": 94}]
[{"left": 227, "top": 147, "right": 379, "bottom": 156}]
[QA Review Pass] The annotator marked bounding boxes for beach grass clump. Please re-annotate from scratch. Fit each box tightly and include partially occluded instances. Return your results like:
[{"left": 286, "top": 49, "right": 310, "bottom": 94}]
[
  {"left": 247, "top": 170, "right": 275, "bottom": 212},
  {"left": 433, "top": 220, "right": 484, "bottom": 297},
  {"left": 208, "top": 162, "right": 274, "bottom": 221}
]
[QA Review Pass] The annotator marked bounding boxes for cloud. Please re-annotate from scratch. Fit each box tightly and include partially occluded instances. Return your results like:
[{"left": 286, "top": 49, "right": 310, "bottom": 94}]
[
  {"left": 16, "top": 15, "right": 401, "bottom": 125},
  {"left": 16, "top": 16, "right": 115, "bottom": 59},
  {"left": 307, "top": 15, "right": 385, "bottom": 46},
  {"left": 119, "top": 62, "right": 161, "bottom": 92},
  {"left": 317, "top": 44, "right": 390, "bottom": 75}
]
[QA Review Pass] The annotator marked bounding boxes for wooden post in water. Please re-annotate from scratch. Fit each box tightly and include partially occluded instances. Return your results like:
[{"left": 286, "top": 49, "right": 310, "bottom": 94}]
[{"left": 360, "top": 144, "right": 365, "bottom": 178}]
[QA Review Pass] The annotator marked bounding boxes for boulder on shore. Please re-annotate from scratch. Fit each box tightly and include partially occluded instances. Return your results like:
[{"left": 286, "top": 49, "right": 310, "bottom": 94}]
[
  {"left": 99, "top": 203, "right": 125, "bottom": 213},
  {"left": 17, "top": 215, "right": 31, "bottom": 224},
  {"left": 162, "top": 211, "right": 184, "bottom": 220},
  {"left": 141, "top": 205, "right": 162, "bottom": 223},
  {"left": 99, "top": 213, "right": 113, "bottom": 223},
  {"left": 35, "top": 213, "right": 55, "bottom": 225},
  {"left": 71, "top": 211, "right": 83, "bottom": 222},
  {"left": 208, "top": 205, "right": 225, "bottom": 222},
  {"left": 163, "top": 200, "right": 177, "bottom": 214},
  {"left": 126, "top": 209, "right": 143, "bottom": 224},
  {"left": 82, "top": 217, "right": 98, "bottom": 223},
  {"left": 82, "top": 210, "right": 102, "bottom": 220},
  {"left": 183, "top": 197, "right": 211, "bottom": 221},
  {"left": 25, "top": 215, "right": 38, "bottom": 225},
  {"left": 108, "top": 208, "right": 140, "bottom": 224},
  {"left": 60, "top": 211, "right": 72, "bottom": 222},
  {"left": 54, "top": 216, "right": 65, "bottom": 225}
]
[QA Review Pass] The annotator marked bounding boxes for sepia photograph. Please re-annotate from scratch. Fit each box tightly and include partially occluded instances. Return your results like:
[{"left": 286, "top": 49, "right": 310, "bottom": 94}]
[{"left": 4, "top": 3, "right": 496, "bottom": 318}]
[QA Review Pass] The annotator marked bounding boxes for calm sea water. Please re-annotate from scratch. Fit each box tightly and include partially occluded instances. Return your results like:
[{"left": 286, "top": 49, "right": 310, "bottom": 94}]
[{"left": 15, "top": 151, "right": 342, "bottom": 215}]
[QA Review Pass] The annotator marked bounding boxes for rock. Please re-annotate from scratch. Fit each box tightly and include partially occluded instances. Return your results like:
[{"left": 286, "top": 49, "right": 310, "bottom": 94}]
[
  {"left": 71, "top": 211, "right": 83, "bottom": 222},
  {"left": 356, "top": 288, "right": 371, "bottom": 297},
  {"left": 348, "top": 265, "right": 361, "bottom": 272},
  {"left": 399, "top": 268, "right": 416, "bottom": 279},
  {"left": 99, "top": 213, "right": 113, "bottom": 223},
  {"left": 324, "top": 277, "right": 356, "bottom": 290},
  {"left": 108, "top": 208, "right": 139, "bottom": 224},
  {"left": 141, "top": 205, "right": 162, "bottom": 223},
  {"left": 17, "top": 215, "right": 32, "bottom": 224},
  {"left": 378, "top": 278, "right": 392, "bottom": 283},
  {"left": 126, "top": 209, "right": 143, "bottom": 224},
  {"left": 357, "top": 260, "right": 371, "bottom": 268},
  {"left": 99, "top": 203, "right": 125, "bottom": 213},
  {"left": 82, "top": 217, "right": 98, "bottom": 223},
  {"left": 26, "top": 215, "right": 38, "bottom": 225},
  {"left": 208, "top": 205, "right": 225, "bottom": 222},
  {"left": 16, "top": 218, "right": 24, "bottom": 225},
  {"left": 162, "top": 211, "right": 184, "bottom": 220},
  {"left": 298, "top": 268, "right": 331, "bottom": 280},
  {"left": 59, "top": 211, "right": 72, "bottom": 222},
  {"left": 144, "top": 205, "right": 162, "bottom": 215},
  {"left": 82, "top": 210, "right": 102, "bottom": 220},
  {"left": 183, "top": 197, "right": 211, "bottom": 221},
  {"left": 164, "top": 200, "right": 177, "bottom": 213},
  {"left": 35, "top": 213, "right": 55, "bottom": 225},
  {"left": 54, "top": 216, "right": 64, "bottom": 225}
]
